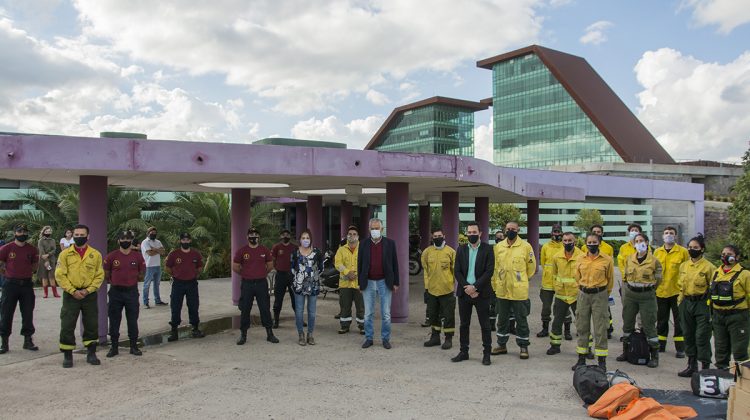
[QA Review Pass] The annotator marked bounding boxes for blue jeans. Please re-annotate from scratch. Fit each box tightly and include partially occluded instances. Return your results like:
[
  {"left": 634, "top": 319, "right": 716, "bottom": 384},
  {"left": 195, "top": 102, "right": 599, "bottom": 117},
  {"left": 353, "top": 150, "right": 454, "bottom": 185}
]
[
  {"left": 143, "top": 266, "right": 163, "bottom": 304},
  {"left": 363, "top": 279, "right": 392, "bottom": 341},
  {"left": 294, "top": 293, "right": 317, "bottom": 334}
]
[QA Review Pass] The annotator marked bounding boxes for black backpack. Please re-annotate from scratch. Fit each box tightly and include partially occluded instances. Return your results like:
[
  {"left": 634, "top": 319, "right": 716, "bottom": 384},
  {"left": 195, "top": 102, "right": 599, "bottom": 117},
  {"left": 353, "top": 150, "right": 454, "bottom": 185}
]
[
  {"left": 573, "top": 364, "right": 609, "bottom": 404},
  {"left": 690, "top": 368, "right": 735, "bottom": 399},
  {"left": 626, "top": 330, "right": 650, "bottom": 365}
]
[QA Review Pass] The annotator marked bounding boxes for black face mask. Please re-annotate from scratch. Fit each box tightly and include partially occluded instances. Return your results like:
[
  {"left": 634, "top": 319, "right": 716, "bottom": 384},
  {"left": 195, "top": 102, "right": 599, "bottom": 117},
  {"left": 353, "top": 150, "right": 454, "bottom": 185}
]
[
  {"left": 506, "top": 230, "right": 518, "bottom": 240},
  {"left": 564, "top": 243, "right": 575, "bottom": 253},
  {"left": 248, "top": 237, "right": 259, "bottom": 245},
  {"left": 495, "top": 237, "right": 503, "bottom": 243},
  {"left": 721, "top": 255, "right": 736, "bottom": 266},
  {"left": 433, "top": 237, "right": 445, "bottom": 247},
  {"left": 180, "top": 242, "right": 191, "bottom": 250},
  {"left": 467, "top": 234, "right": 479, "bottom": 244},
  {"left": 43, "top": 233, "right": 51, "bottom": 238},
  {"left": 148, "top": 233, "right": 157, "bottom": 240},
  {"left": 552, "top": 234, "right": 562, "bottom": 242},
  {"left": 119, "top": 241, "right": 132, "bottom": 249},
  {"left": 688, "top": 249, "right": 702, "bottom": 259},
  {"left": 15, "top": 234, "right": 28, "bottom": 242},
  {"left": 281, "top": 237, "right": 290, "bottom": 243},
  {"left": 73, "top": 237, "right": 88, "bottom": 247},
  {"left": 587, "top": 244, "right": 599, "bottom": 254}
]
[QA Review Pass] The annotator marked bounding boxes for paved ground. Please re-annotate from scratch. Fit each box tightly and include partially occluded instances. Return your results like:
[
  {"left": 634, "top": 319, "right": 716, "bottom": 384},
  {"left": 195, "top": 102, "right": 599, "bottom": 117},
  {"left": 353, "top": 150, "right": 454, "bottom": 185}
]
[{"left": 1, "top": 271, "right": 695, "bottom": 419}]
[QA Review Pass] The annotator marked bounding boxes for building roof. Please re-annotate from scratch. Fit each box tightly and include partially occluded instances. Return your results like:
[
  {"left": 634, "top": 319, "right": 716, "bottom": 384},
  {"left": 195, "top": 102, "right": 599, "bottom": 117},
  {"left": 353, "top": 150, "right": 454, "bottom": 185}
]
[
  {"left": 364, "top": 96, "right": 488, "bottom": 150},
  {"left": 477, "top": 45, "right": 675, "bottom": 165},
  {"left": 253, "top": 137, "right": 346, "bottom": 149}
]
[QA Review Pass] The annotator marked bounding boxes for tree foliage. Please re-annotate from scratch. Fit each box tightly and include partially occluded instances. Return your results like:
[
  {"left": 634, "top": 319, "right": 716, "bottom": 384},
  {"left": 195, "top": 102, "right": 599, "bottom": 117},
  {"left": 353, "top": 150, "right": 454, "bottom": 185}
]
[
  {"left": 728, "top": 148, "right": 750, "bottom": 258},
  {"left": 574, "top": 208, "right": 604, "bottom": 235},
  {"left": 489, "top": 203, "right": 525, "bottom": 232}
]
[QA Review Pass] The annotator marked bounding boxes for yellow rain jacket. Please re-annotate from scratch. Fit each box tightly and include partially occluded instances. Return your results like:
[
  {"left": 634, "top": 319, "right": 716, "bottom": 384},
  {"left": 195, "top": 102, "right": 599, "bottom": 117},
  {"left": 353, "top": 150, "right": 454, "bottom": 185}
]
[
  {"left": 492, "top": 238, "right": 536, "bottom": 301},
  {"left": 710, "top": 264, "right": 750, "bottom": 311},
  {"left": 55, "top": 245, "right": 104, "bottom": 294},
  {"left": 551, "top": 247, "right": 585, "bottom": 304},
  {"left": 421, "top": 245, "right": 456, "bottom": 296},
  {"left": 624, "top": 251, "right": 662, "bottom": 286},
  {"left": 334, "top": 242, "right": 359, "bottom": 289},
  {"left": 678, "top": 257, "right": 716, "bottom": 302},
  {"left": 654, "top": 244, "right": 689, "bottom": 298},
  {"left": 540, "top": 240, "right": 564, "bottom": 291}
]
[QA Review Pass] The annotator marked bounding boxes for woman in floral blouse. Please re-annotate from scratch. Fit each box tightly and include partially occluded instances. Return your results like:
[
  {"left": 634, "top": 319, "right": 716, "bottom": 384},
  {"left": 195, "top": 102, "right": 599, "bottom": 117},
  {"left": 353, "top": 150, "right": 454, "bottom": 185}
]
[{"left": 291, "top": 229, "right": 323, "bottom": 346}]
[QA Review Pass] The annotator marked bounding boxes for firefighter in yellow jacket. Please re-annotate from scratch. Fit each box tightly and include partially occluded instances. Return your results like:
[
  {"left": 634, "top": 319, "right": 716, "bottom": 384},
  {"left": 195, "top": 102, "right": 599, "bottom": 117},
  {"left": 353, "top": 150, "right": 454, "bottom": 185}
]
[
  {"left": 617, "top": 223, "right": 643, "bottom": 275},
  {"left": 547, "top": 232, "right": 584, "bottom": 355},
  {"left": 710, "top": 244, "right": 750, "bottom": 370},
  {"left": 335, "top": 226, "right": 364, "bottom": 334},
  {"left": 654, "top": 226, "right": 689, "bottom": 358},
  {"left": 491, "top": 221, "right": 536, "bottom": 359},
  {"left": 421, "top": 228, "right": 456, "bottom": 350},
  {"left": 537, "top": 224, "right": 564, "bottom": 338},
  {"left": 55, "top": 224, "right": 105, "bottom": 368},
  {"left": 581, "top": 224, "right": 615, "bottom": 339}
]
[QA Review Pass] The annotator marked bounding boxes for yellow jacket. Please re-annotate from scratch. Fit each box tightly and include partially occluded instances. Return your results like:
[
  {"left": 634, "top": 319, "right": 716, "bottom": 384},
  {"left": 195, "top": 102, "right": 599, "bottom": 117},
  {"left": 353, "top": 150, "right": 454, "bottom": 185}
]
[
  {"left": 421, "top": 245, "right": 456, "bottom": 296},
  {"left": 580, "top": 240, "right": 614, "bottom": 257},
  {"left": 617, "top": 242, "right": 636, "bottom": 275},
  {"left": 492, "top": 238, "right": 536, "bottom": 300},
  {"left": 710, "top": 264, "right": 750, "bottom": 311},
  {"left": 575, "top": 253, "right": 615, "bottom": 293},
  {"left": 334, "top": 242, "right": 359, "bottom": 289},
  {"left": 540, "top": 240, "right": 564, "bottom": 291},
  {"left": 654, "top": 244, "right": 690, "bottom": 298},
  {"left": 678, "top": 257, "right": 716, "bottom": 302},
  {"left": 624, "top": 251, "right": 662, "bottom": 286},
  {"left": 55, "top": 245, "right": 104, "bottom": 295},
  {"left": 551, "top": 247, "right": 584, "bottom": 303}
]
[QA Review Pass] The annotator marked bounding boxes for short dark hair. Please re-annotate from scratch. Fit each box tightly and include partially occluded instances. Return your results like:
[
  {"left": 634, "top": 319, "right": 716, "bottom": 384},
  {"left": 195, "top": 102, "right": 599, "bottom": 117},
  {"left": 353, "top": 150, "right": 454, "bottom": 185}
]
[
  {"left": 585, "top": 233, "right": 601, "bottom": 243},
  {"left": 562, "top": 231, "right": 576, "bottom": 239},
  {"left": 466, "top": 221, "right": 480, "bottom": 230},
  {"left": 247, "top": 227, "right": 259, "bottom": 235},
  {"left": 299, "top": 228, "right": 313, "bottom": 242},
  {"left": 73, "top": 224, "right": 90, "bottom": 234},
  {"left": 627, "top": 223, "right": 642, "bottom": 233},
  {"left": 431, "top": 228, "right": 443, "bottom": 234},
  {"left": 590, "top": 224, "right": 604, "bottom": 232},
  {"left": 663, "top": 226, "right": 677, "bottom": 233},
  {"left": 723, "top": 244, "right": 741, "bottom": 259},
  {"left": 280, "top": 229, "right": 291, "bottom": 235},
  {"left": 346, "top": 225, "right": 359, "bottom": 234},
  {"left": 635, "top": 233, "right": 650, "bottom": 243}
]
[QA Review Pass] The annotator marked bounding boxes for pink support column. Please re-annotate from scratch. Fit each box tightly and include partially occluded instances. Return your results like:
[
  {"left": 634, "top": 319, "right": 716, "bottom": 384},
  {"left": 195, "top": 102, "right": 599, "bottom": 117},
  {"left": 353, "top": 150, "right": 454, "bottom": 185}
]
[
  {"left": 442, "top": 192, "right": 459, "bottom": 251},
  {"left": 527, "top": 199, "right": 540, "bottom": 261},
  {"left": 295, "top": 203, "right": 307, "bottom": 238},
  {"left": 78, "top": 175, "right": 108, "bottom": 343},
  {"left": 307, "top": 195, "right": 323, "bottom": 249},
  {"left": 359, "top": 205, "right": 371, "bottom": 236},
  {"left": 231, "top": 189, "right": 251, "bottom": 306},
  {"left": 475, "top": 197, "right": 490, "bottom": 243},
  {"left": 419, "top": 204, "right": 431, "bottom": 250},
  {"left": 387, "top": 182, "right": 409, "bottom": 323},
  {"left": 340, "top": 200, "right": 353, "bottom": 239}
]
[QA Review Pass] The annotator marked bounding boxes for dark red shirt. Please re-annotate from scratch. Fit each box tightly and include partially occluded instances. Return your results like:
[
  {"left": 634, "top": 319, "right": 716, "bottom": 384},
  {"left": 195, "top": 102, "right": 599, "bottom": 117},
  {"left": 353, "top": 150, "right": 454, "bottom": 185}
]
[
  {"left": 0, "top": 242, "right": 39, "bottom": 278},
  {"left": 271, "top": 242, "right": 295, "bottom": 272},
  {"left": 368, "top": 240, "right": 384, "bottom": 280},
  {"left": 75, "top": 245, "right": 88, "bottom": 259},
  {"left": 234, "top": 245, "right": 272, "bottom": 279},
  {"left": 165, "top": 249, "right": 203, "bottom": 280},
  {"left": 103, "top": 249, "right": 146, "bottom": 287}
]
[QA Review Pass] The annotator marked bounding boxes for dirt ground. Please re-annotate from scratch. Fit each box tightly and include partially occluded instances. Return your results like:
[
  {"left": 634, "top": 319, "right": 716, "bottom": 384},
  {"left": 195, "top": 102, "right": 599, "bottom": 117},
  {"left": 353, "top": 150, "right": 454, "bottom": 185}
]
[{"left": 0, "top": 271, "right": 695, "bottom": 419}]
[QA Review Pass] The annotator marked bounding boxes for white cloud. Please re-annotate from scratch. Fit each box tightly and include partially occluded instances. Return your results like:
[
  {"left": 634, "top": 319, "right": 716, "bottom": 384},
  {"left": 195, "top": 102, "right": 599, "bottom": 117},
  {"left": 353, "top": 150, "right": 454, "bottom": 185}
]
[
  {"left": 72, "top": 0, "right": 544, "bottom": 114},
  {"left": 579, "top": 20, "right": 613, "bottom": 46},
  {"left": 635, "top": 48, "right": 750, "bottom": 163},
  {"left": 681, "top": 0, "right": 750, "bottom": 34},
  {"left": 291, "top": 114, "right": 385, "bottom": 149},
  {"left": 365, "top": 89, "right": 390, "bottom": 106},
  {"left": 474, "top": 121, "right": 493, "bottom": 162}
]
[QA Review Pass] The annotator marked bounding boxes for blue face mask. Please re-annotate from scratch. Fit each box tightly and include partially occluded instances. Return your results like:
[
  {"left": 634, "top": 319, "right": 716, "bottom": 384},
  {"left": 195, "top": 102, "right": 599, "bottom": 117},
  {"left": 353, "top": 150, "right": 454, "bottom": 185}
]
[{"left": 629, "top": 231, "right": 638, "bottom": 240}]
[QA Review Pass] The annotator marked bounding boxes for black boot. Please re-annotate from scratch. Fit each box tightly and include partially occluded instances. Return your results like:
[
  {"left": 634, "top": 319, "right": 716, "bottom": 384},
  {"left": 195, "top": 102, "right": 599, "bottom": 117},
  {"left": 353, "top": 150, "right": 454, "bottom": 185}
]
[
  {"left": 106, "top": 341, "right": 119, "bottom": 358},
  {"left": 266, "top": 327, "right": 279, "bottom": 343},
  {"left": 482, "top": 352, "right": 491, "bottom": 366},
  {"left": 678, "top": 357, "right": 697, "bottom": 377},
  {"left": 22, "top": 336, "right": 39, "bottom": 351},
  {"left": 441, "top": 334, "right": 453, "bottom": 350},
  {"left": 564, "top": 322, "right": 573, "bottom": 341},
  {"left": 520, "top": 346, "right": 529, "bottom": 360},
  {"left": 675, "top": 341, "right": 686, "bottom": 359},
  {"left": 536, "top": 321, "right": 549, "bottom": 338},
  {"left": 237, "top": 330, "right": 247, "bottom": 345},
  {"left": 167, "top": 326, "right": 179, "bottom": 342},
  {"left": 130, "top": 339, "right": 142, "bottom": 356},
  {"left": 658, "top": 340, "right": 666, "bottom": 353},
  {"left": 598, "top": 356, "right": 607, "bottom": 370},
  {"left": 191, "top": 326, "right": 205, "bottom": 338},
  {"left": 571, "top": 355, "right": 586, "bottom": 371},
  {"left": 616, "top": 341, "right": 628, "bottom": 362},
  {"left": 62, "top": 349, "right": 73, "bottom": 368},
  {"left": 272, "top": 310, "right": 280, "bottom": 329},
  {"left": 0, "top": 336, "right": 8, "bottom": 354},
  {"left": 546, "top": 344, "right": 561, "bottom": 355},
  {"left": 424, "top": 331, "right": 441, "bottom": 347},
  {"left": 647, "top": 347, "right": 659, "bottom": 368},
  {"left": 86, "top": 344, "right": 101, "bottom": 366}
]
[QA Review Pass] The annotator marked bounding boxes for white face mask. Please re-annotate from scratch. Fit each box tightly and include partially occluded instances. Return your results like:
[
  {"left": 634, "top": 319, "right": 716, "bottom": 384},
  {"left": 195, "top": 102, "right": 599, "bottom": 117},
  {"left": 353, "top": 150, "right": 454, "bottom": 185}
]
[
  {"left": 370, "top": 229, "right": 382, "bottom": 240},
  {"left": 635, "top": 242, "right": 648, "bottom": 253},
  {"left": 629, "top": 231, "right": 638, "bottom": 240},
  {"left": 663, "top": 234, "right": 675, "bottom": 244}
]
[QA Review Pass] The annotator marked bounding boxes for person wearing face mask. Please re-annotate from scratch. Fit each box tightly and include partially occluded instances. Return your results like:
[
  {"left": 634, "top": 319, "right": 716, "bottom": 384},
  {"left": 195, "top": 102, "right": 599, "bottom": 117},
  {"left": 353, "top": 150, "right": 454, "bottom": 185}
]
[
  {"left": 103, "top": 230, "right": 146, "bottom": 358},
  {"left": 0, "top": 224, "right": 40, "bottom": 355},
  {"left": 617, "top": 233, "right": 662, "bottom": 368},
  {"left": 581, "top": 225, "right": 615, "bottom": 339},
  {"left": 271, "top": 229, "right": 296, "bottom": 328},
  {"left": 37, "top": 225, "right": 60, "bottom": 298},
  {"left": 654, "top": 226, "right": 690, "bottom": 358},
  {"left": 290, "top": 230, "right": 323, "bottom": 345},
  {"left": 537, "top": 224, "right": 564, "bottom": 338},
  {"left": 357, "top": 218, "right": 400, "bottom": 350},
  {"left": 709, "top": 245, "right": 750, "bottom": 370},
  {"left": 617, "top": 223, "right": 645, "bottom": 277},
  {"left": 491, "top": 221, "right": 536, "bottom": 360},
  {"left": 421, "top": 228, "right": 457, "bottom": 350},
  {"left": 140, "top": 227, "right": 167, "bottom": 309},
  {"left": 676, "top": 234, "right": 715, "bottom": 377},
  {"left": 55, "top": 224, "right": 104, "bottom": 368},
  {"left": 335, "top": 226, "right": 364, "bottom": 335},
  {"left": 546, "top": 232, "right": 583, "bottom": 356},
  {"left": 489, "top": 231, "right": 505, "bottom": 332},
  {"left": 165, "top": 232, "right": 205, "bottom": 342},
  {"left": 572, "top": 234, "right": 614, "bottom": 371},
  {"left": 232, "top": 227, "right": 278, "bottom": 345}
]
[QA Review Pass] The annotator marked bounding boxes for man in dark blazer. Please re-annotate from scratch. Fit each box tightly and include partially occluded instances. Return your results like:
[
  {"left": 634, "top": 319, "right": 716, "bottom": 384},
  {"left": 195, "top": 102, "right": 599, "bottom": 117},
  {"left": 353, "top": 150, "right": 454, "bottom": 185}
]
[
  {"left": 357, "top": 218, "right": 399, "bottom": 349},
  {"left": 452, "top": 221, "right": 495, "bottom": 365}
]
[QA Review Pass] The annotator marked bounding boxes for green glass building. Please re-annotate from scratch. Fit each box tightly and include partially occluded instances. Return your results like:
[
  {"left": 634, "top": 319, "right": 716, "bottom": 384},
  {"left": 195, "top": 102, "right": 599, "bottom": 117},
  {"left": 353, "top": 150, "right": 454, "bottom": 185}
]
[{"left": 365, "top": 96, "right": 487, "bottom": 156}]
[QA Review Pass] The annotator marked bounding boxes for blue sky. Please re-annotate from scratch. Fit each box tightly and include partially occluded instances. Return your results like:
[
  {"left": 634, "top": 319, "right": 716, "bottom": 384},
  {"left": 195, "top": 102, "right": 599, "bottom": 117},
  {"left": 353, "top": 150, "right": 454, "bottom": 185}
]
[{"left": 0, "top": 0, "right": 748, "bottom": 162}]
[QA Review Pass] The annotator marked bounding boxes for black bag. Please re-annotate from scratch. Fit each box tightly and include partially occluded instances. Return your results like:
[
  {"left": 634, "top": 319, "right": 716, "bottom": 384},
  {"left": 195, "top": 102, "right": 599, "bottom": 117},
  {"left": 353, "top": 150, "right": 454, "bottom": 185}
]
[
  {"left": 690, "top": 368, "right": 734, "bottom": 399},
  {"left": 626, "top": 330, "right": 650, "bottom": 365},
  {"left": 573, "top": 364, "right": 609, "bottom": 404}
]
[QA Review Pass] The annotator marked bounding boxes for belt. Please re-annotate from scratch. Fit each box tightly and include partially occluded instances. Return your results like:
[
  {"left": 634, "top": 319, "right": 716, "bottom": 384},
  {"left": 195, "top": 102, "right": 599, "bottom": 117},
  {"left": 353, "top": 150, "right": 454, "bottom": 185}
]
[
  {"left": 174, "top": 277, "right": 197, "bottom": 282},
  {"left": 626, "top": 283, "right": 655, "bottom": 293},
  {"left": 579, "top": 286, "right": 607, "bottom": 294},
  {"left": 683, "top": 294, "right": 707, "bottom": 302},
  {"left": 111, "top": 285, "right": 138, "bottom": 291},
  {"left": 714, "top": 308, "right": 749, "bottom": 315},
  {"left": 242, "top": 278, "right": 266, "bottom": 283},
  {"left": 4, "top": 277, "right": 32, "bottom": 285}
]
